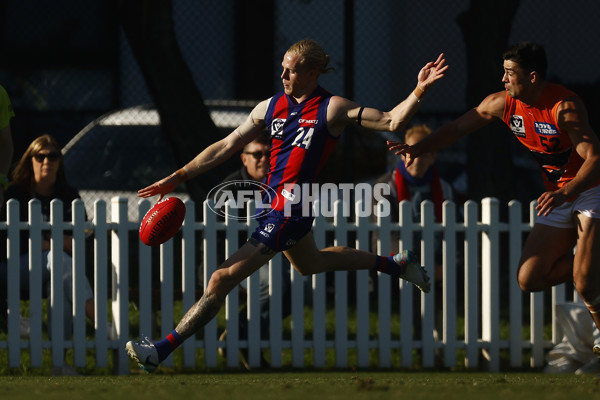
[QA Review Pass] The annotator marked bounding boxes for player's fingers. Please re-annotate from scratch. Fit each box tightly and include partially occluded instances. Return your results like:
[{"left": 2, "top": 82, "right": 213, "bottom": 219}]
[
  {"left": 138, "top": 185, "right": 157, "bottom": 198},
  {"left": 538, "top": 205, "right": 551, "bottom": 217}
]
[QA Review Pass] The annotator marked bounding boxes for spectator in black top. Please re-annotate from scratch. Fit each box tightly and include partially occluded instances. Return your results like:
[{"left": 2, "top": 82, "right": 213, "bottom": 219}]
[{"left": 0, "top": 134, "right": 95, "bottom": 339}]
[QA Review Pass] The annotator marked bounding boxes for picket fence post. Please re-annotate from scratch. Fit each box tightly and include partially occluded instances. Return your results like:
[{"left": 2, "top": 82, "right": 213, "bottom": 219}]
[
  {"left": 28, "top": 200, "right": 43, "bottom": 367},
  {"left": 442, "top": 200, "right": 457, "bottom": 368},
  {"left": 49, "top": 200, "right": 65, "bottom": 368},
  {"left": 93, "top": 200, "right": 110, "bottom": 367},
  {"left": 111, "top": 197, "right": 130, "bottom": 374}
]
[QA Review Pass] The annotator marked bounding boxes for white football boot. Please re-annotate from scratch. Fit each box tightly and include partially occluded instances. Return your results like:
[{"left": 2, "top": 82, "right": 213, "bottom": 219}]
[
  {"left": 393, "top": 250, "right": 431, "bottom": 293},
  {"left": 126, "top": 336, "right": 160, "bottom": 373}
]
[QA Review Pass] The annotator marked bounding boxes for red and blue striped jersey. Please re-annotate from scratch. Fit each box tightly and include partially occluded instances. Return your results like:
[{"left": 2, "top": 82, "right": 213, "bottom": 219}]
[{"left": 263, "top": 86, "right": 339, "bottom": 215}]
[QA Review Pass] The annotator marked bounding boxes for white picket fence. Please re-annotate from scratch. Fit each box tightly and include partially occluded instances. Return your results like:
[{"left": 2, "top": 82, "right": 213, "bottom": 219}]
[{"left": 0, "top": 196, "right": 575, "bottom": 374}]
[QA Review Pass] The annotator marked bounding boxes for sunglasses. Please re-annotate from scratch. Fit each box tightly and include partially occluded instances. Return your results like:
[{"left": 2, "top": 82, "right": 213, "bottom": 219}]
[
  {"left": 32, "top": 152, "right": 60, "bottom": 162},
  {"left": 243, "top": 150, "right": 270, "bottom": 160}
]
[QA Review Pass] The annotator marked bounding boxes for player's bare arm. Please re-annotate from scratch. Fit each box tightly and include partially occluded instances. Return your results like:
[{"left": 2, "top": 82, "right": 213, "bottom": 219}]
[
  {"left": 327, "top": 54, "right": 448, "bottom": 136},
  {"left": 536, "top": 97, "right": 600, "bottom": 216},
  {"left": 387, "top": 90, "right": 505, "bottom": 167},
  {"left": 138, "top": 101, "right": 269, "bottom": 199}
]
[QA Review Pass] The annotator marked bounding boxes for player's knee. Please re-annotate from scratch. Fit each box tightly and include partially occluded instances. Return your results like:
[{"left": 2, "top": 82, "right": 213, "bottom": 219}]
[
  {"left": 207, "top": 269, "right": 237, "bottom": 299},
  {"left": 517, "top": 268, "right": 544, "bottom": 292},
  {"left": 293, "top": 263, "right": 317, "bottom": 276},
  {"left": 575, "top": 277, "right": 600, "bottom": 312}
]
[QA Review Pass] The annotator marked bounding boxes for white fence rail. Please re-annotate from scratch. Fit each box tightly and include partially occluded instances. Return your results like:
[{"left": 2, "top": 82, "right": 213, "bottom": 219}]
[{"left": 0, "top": 197, "right": 574, "bottom": 374}]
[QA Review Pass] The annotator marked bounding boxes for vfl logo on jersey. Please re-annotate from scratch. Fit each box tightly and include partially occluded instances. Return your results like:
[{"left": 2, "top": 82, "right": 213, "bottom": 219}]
[
  {"left": 271, "top": 118, "right": 286, "bottom": 140},
  {"left": 509, "top": 115, "right": 526, "bottom": 138},
  {"left": 534, "top": 122, "right": 559, "bottom": 136}
]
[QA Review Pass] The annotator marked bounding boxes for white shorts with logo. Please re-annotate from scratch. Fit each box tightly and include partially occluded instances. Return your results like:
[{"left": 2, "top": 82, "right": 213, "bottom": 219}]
[{"left": 536, "top": 184, "right": 600, "bottom": 228}]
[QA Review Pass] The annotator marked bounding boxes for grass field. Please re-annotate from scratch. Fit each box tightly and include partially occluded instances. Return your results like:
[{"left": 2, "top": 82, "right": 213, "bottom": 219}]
[{"left": 1, "top": 371, "right": 599, "bottom": 400}]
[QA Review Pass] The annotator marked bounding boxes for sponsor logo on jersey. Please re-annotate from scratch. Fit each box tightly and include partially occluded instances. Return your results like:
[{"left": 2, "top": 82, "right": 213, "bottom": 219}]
[
  {"left": 509, "top": 115, "right": 526, "bottom": 137},
  {"left": 298, "top": 118, "right": 318, "bottom": 126},
  {"left": 534, "top": 121, "right": 559, "bottom": 136},
  {"left": 271, "top": 118, "right": 286, "bottom": 139}
]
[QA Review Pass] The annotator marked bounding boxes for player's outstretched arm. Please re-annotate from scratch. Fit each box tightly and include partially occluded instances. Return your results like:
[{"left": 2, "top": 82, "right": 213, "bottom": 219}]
[
  {"left": 345, "top": 54, "right": 448, "bottom": 134},
  {"left": 138, "top": 131, "right": 256, "bottom": 200},
  {"left": 387, "top": 90, "right": 504, "bottom": 167},
  {"left": 138, "top": 170, "right": 186, "bottom": 200},
  {"left": 138, "top": 101, "right": 269, "bottom": 200}
]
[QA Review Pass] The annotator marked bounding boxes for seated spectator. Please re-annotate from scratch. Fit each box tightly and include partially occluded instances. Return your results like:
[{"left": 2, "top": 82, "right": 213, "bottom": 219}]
[{"left": 0, "top": 134, "right": 95, "bottom": 341}]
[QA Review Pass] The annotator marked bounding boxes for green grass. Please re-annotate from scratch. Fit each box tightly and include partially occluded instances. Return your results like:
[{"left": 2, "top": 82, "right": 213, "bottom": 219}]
[
  {"left": 1, "top": 297, "right": 558, "bottom": 375},
  {"left": 1, "top": 372, "right": 599, "bottom": 400}
]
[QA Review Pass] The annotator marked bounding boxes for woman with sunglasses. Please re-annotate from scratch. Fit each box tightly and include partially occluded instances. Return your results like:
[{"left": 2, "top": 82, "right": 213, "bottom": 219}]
[{"left": 0, "top": 134, "right": 95, "bottom": 345}]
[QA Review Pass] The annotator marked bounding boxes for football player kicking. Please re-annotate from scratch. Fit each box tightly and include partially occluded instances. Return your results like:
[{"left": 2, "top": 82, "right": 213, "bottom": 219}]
[{"left": 126, "top": 39, "right": 447, "bottom": 372}]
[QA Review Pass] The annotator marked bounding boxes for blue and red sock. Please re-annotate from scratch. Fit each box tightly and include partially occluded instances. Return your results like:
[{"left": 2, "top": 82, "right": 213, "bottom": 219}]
[
  {"left": 374, "top": 255, "right": 406, "bottom": 278},
  {"left": 154, "top": 330, "right": 183, "bottom": 362}
]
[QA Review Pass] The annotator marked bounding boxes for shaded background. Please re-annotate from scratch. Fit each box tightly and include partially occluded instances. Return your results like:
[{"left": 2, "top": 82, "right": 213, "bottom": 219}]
[{"left": 1, "top": 0, "right": 599, "bottom": 209}]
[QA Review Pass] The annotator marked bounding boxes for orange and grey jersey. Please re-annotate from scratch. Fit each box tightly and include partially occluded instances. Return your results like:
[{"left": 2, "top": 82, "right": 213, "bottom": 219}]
[{"left": 502, "top": 83, "right": 598, "bottom": 192}]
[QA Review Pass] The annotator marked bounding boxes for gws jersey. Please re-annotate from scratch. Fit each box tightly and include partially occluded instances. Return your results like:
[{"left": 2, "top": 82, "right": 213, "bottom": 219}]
[
  {"left": 263, "top": 86, "right": 339, "bottom": 216},
  {"left": 502, "top": 83, "right": 599, "bottom": 193}
]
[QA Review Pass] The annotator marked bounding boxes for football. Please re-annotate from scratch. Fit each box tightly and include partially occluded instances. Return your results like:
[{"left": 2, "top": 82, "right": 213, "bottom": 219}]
[{"left": 139, "top": 197, "right": 186, "bottom": 246}]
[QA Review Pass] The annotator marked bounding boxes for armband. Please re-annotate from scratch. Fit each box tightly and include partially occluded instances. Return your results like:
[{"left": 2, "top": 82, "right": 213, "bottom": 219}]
[{"left": 357, "top": 107, "right": 365, "bottom": 127}]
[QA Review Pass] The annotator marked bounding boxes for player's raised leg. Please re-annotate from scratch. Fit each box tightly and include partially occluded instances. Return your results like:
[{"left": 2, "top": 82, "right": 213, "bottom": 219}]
[{"left": 283, "top": 232, "right": 431, "bottom": 293}]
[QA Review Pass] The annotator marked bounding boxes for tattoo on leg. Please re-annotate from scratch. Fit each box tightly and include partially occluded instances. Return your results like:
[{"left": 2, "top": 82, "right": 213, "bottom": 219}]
[
  {"left": 175, "top": 291, "right": 223, "bottom": 340},
  {"left": 248, "top": 237, "right": 276, "bottom": 256}
]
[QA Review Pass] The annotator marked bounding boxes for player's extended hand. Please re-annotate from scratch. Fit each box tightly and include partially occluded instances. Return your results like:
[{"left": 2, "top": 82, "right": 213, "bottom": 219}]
[
  {"left": 138, "top": 172, "right": 182, "bottom": 200},
  {"left": 387, "top": 140, "right": 419, "bottom": 168},
  {"left": 418, "top": 53, "right": 449, "bottom": 91},
  {"left": 536, "top": 190, "right": 567, "bottom": 217}
]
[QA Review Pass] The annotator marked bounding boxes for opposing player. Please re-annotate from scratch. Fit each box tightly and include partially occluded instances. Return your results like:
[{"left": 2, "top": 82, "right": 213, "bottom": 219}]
[
  {"left": 389, "top": 42, "right": 600, "bottom": 357},
  {"left": 126, "top": 39, "right": 448, "bottom": 372}
]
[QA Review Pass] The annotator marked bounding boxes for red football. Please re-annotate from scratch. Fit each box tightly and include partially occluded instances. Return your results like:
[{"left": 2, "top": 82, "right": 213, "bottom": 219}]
[{"left": 139, "top": 197, "right": 186, "bottom": 246}]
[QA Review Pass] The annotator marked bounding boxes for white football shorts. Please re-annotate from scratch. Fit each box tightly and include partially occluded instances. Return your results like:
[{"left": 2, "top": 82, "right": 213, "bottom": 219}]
[{"left": 536, "top": 184, "right": 600, "bottom": 228}]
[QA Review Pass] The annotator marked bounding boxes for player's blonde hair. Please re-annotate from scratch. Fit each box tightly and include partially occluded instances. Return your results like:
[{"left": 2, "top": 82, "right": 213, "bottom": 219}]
[
  {"left": 405, "top": 124, "right": 432, "bottom": 142},
  {"left": 287, "top": 39, "right": 335, "bottom": 74}
]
